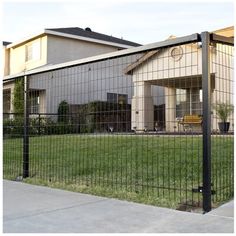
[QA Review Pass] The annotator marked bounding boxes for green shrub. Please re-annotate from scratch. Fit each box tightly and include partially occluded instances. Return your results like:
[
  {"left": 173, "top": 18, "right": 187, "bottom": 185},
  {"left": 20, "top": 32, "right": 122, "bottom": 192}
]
[
  {"left": 3, "top": 117, "right": 24, "bottom": 138},
  {"left": 58, "top": 100, "right": 69, "bottom": 123},
  {"left": 13, "top": 79, "right": 24, "bottom": 114},
  {"left": 213, "top": 101, "right": 234, "bottom": 122}
]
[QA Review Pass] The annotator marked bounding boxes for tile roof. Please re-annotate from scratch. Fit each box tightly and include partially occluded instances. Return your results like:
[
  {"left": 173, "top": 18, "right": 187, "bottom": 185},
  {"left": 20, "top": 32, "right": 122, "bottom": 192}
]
[{"left": 46, "top": 27, "right": 141, "bottom": 47}]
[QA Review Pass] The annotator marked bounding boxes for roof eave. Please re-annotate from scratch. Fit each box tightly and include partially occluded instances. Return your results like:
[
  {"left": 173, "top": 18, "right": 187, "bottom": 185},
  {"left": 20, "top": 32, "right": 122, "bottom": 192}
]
[
  {"left": 44, "top": 29, "right": 137, "bottom": 49},
  {"left": 124, "top": 49, "right": 159, "bottom": 75},
  {"left": 6, "top": 32, "right": 46, "bottom": 49},
  {"left": 6, "top": 29, "right": 138, "bottom": 50}
]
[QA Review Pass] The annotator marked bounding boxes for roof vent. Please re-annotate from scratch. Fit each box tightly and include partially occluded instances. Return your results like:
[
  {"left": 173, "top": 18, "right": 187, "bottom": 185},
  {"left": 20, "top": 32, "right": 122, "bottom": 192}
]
[{"left": 85, "top": 27, "right": 92, "bottom": 32}]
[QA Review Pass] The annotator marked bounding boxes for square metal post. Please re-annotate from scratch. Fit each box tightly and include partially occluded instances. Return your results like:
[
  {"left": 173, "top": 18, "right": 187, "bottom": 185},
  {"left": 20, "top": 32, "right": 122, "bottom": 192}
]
[
  {"left": 201, "top": 32, "right": 212, "bottom": 212},
  {"left": 23, "top": 75, "right": 29, "bottom": 178}
]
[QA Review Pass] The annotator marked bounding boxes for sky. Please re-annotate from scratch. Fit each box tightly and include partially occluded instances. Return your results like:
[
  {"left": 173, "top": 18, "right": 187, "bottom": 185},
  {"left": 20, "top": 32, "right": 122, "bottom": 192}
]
[{"left": 1, "top": 0, "right": 235, "bottom": 45}]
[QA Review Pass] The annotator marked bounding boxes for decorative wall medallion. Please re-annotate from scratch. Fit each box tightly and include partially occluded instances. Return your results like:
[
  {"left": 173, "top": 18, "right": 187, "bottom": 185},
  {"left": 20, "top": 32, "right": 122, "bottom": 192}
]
[{"left": 170, "top": 46, "right": 183, "bottom": 61}]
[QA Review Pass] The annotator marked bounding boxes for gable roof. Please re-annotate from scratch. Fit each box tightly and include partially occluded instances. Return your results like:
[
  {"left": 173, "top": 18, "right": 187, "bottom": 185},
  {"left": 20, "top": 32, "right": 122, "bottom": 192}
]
[
  {"left": 6, "top": 27, "right": 141, "bottom": 49},
  {"left": 46, "top": 27, "right": 141, "bottom": 47},
  {"left": 124, "top": 35, "right": 182, "bottom": 74},
  {"left": 124, "top": 26, "right": 235, "bottom": 75},
  {"left": 124, "top": 34, "right": 186, "bottom": 75}
]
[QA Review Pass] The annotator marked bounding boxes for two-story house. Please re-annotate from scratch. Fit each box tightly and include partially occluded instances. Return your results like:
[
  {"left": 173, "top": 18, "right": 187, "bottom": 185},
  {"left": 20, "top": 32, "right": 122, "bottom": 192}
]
[{"left": 3, "top": 27, "right": 141, "bottom": 114}]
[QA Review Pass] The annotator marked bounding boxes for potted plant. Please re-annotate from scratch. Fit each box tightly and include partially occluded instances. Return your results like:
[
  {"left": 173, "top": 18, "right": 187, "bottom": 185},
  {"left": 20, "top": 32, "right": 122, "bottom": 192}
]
[{"left": 213, "top": 102, "right": 234, "bottom": 133}]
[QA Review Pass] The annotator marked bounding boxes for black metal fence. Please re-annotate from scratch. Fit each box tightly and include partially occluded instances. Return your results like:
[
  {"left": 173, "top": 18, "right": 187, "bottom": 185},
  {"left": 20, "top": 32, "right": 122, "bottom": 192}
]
[{"left": 3, "top": 32, "right": 234, "bottom": 212}]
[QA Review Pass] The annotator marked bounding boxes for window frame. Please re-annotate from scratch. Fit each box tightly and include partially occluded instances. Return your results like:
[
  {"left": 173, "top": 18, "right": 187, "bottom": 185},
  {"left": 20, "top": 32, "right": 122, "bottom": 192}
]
[{"left": 25, "top": 40, "right": 41, "bottom": 62}]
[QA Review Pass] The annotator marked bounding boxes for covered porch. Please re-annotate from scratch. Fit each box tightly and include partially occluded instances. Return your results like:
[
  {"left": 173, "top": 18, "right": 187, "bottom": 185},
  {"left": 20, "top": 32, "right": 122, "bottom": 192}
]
[{"left": 131, "top": 74, "right": 215, "bottom": 132}]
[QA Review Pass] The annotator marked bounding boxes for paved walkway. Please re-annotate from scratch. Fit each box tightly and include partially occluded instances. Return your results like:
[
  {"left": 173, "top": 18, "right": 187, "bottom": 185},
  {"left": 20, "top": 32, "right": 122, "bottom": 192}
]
[{"left": 3, "top": 180, "right": 234, "bottom": 233}]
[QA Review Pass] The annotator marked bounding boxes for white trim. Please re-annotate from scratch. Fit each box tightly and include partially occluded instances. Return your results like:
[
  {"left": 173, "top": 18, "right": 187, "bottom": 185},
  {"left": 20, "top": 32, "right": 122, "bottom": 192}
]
[
  {"left": 6, "top": 32, "right": 45, "bottom": 49},
  {"left": 45, "top": 30, "right": 136, "bottom": 49}
]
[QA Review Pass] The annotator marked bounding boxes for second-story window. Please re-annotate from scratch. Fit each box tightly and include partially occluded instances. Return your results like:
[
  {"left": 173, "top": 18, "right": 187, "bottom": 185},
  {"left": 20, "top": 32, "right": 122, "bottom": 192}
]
[{"left": 25, "top": 41, "right": 40, "bottom": 62}]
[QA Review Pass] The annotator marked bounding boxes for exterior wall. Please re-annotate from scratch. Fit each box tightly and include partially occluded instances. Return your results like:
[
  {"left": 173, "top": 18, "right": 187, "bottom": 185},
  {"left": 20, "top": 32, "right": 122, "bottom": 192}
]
[
  {"left": 28, "top": 54, "right": 143, "bottom": 115},
  {"left": 8, "top": 36, "right": 47, "bottom": 75},
  {"left": 132, "top": 44, "right": 202, "bottom": 83},
  {"left": 5, "top": 30, "right": 139, "bottom": 77},
  {"left": 47, "top": 35, "right": 122, "bottom": 65},
  {"left": 5, "top": 34, "right": 128, "bottom": 77},
  {"left": 3, "top": 47, "right": 10, "bottom": 76}
]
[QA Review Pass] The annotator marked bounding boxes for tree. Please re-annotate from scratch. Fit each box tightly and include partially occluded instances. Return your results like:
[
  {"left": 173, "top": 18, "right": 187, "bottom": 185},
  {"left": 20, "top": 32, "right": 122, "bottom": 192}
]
[
  {"left": 13, "top": 79, "right": 24, "bottom": 114},
  {"left": 58, "top": 100, "right": 69, "bottom": 123}
]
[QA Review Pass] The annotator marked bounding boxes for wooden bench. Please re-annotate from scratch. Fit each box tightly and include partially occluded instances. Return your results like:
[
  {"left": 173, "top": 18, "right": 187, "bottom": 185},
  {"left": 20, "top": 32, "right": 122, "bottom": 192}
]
[{"left": 178, "top": 115, "right": 202, "bottom": 131}]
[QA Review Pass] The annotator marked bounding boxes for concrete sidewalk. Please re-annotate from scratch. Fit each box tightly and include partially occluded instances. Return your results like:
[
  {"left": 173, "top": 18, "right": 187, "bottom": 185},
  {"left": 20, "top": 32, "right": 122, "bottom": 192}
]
[{"left": 3, "top": 180, "right": 234, "bottom": 233}]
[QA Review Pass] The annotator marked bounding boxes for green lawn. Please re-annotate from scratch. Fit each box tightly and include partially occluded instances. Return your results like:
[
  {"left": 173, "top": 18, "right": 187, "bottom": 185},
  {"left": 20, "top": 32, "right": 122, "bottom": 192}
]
[{"left": 3, "top": 134, "right": 234, "bottom": 209}]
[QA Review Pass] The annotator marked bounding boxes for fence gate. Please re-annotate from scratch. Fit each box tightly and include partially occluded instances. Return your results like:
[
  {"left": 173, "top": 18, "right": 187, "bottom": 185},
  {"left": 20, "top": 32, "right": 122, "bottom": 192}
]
[{"left": 3, "top": 32, "right": 234, "bottom": 213}]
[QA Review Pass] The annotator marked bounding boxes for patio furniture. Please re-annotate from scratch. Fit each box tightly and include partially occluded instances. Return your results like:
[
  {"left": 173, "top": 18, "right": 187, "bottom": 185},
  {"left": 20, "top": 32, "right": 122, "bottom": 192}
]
[{"left": 178, "top": 115, "right": 202, "bottom": 132}]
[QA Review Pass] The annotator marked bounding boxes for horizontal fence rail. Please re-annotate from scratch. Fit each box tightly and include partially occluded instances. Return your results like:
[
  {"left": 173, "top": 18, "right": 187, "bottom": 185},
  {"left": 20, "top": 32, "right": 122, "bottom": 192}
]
[{"left": 3, "top": 32, "right": 234, "bottom": 212}]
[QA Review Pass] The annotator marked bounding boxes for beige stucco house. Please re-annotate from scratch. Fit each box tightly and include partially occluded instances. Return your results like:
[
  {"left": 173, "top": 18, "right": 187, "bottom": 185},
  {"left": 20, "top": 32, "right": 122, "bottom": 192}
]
[{"left": 3, "top": 27, "right": 141, "bottom": 114}]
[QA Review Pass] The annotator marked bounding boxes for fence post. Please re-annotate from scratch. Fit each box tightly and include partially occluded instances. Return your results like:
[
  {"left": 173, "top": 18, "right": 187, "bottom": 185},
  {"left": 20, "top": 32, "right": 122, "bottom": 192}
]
[
  {"left": 23, "top": 75, "right": 29, "bottom": 178},
  {"left": 201, "top": 32, "right": 212, "bottom": 212},
  {"left": 38, "top": 113, "right": 41, "bottom": 135}
]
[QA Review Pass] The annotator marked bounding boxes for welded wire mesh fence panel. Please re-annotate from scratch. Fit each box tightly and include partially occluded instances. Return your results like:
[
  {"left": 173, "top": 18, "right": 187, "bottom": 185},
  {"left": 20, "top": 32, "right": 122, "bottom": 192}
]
[
  {"left": 2, "top": 34, "right": 234, "bottom": 211},
  {"left": 3, "top": 77, "right": 24, "bottom": 179},
  {"left": 211, "top": 42, "right": 234, "bottom": 205}
]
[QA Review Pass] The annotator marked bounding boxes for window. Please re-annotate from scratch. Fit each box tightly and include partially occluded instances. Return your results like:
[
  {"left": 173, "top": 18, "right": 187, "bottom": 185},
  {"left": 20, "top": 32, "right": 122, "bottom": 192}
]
[
  {"left": 192, "top": 89, "right": 202, "bottom": 115},
  {"left": 107, "top": 93, "right": 117, "bottom": 103},
  {"left": 176, "top": 89, "right": 186, "bottom": 105},
  {"left": 176, "top": 88, "right": 202, "bottom": 117},
  {"left": 107, "top": 93, "right": 128, "bottom": 104},
  {"left": 176, "top": 89, "right": 189, "bottom": 117},
  {"left": 118, "top": 94, "right": 128, "bottom": 105},
  {"left": 30, "top": 92, "right": 40, "bottom": 113},
  {"left": 25, "top": 41, "right": 40, "bottom": 62}
]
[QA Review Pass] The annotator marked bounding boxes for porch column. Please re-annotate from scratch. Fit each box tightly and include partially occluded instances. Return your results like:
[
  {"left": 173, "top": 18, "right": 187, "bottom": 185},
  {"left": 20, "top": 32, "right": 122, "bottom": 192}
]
[
  {"left": 131, "top": 81, "right": 154, "bottom": 131},
  {"left": 165, "top": 87, "right": 176, "bottom": 132}
]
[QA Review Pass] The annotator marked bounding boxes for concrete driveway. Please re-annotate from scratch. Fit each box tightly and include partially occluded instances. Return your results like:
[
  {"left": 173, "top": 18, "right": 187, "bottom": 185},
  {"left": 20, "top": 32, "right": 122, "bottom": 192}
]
[{"left": 3, "top": 180, "right": 234, "bottom": 233}]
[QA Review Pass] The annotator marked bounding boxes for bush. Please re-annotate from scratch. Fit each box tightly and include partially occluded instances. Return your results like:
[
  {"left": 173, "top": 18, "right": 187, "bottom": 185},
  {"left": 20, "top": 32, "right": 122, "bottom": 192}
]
[
  {"left": 213, "top": 101, "right": 234, "bottom": 122},
  {"left": 58, "top": 100, "right": 69, "bottom": 123},
  {"left": 13, "top": 79, "right": 24, "bottom": 114},
  {"left": 3, "top": 116, "right": 78, "bottom": 138},
  {"left": 29, "top": 117, "right": 55, "bottom": 135},
  {"left": 3, "top": 117, "right": 24, "bottom": 138}
]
